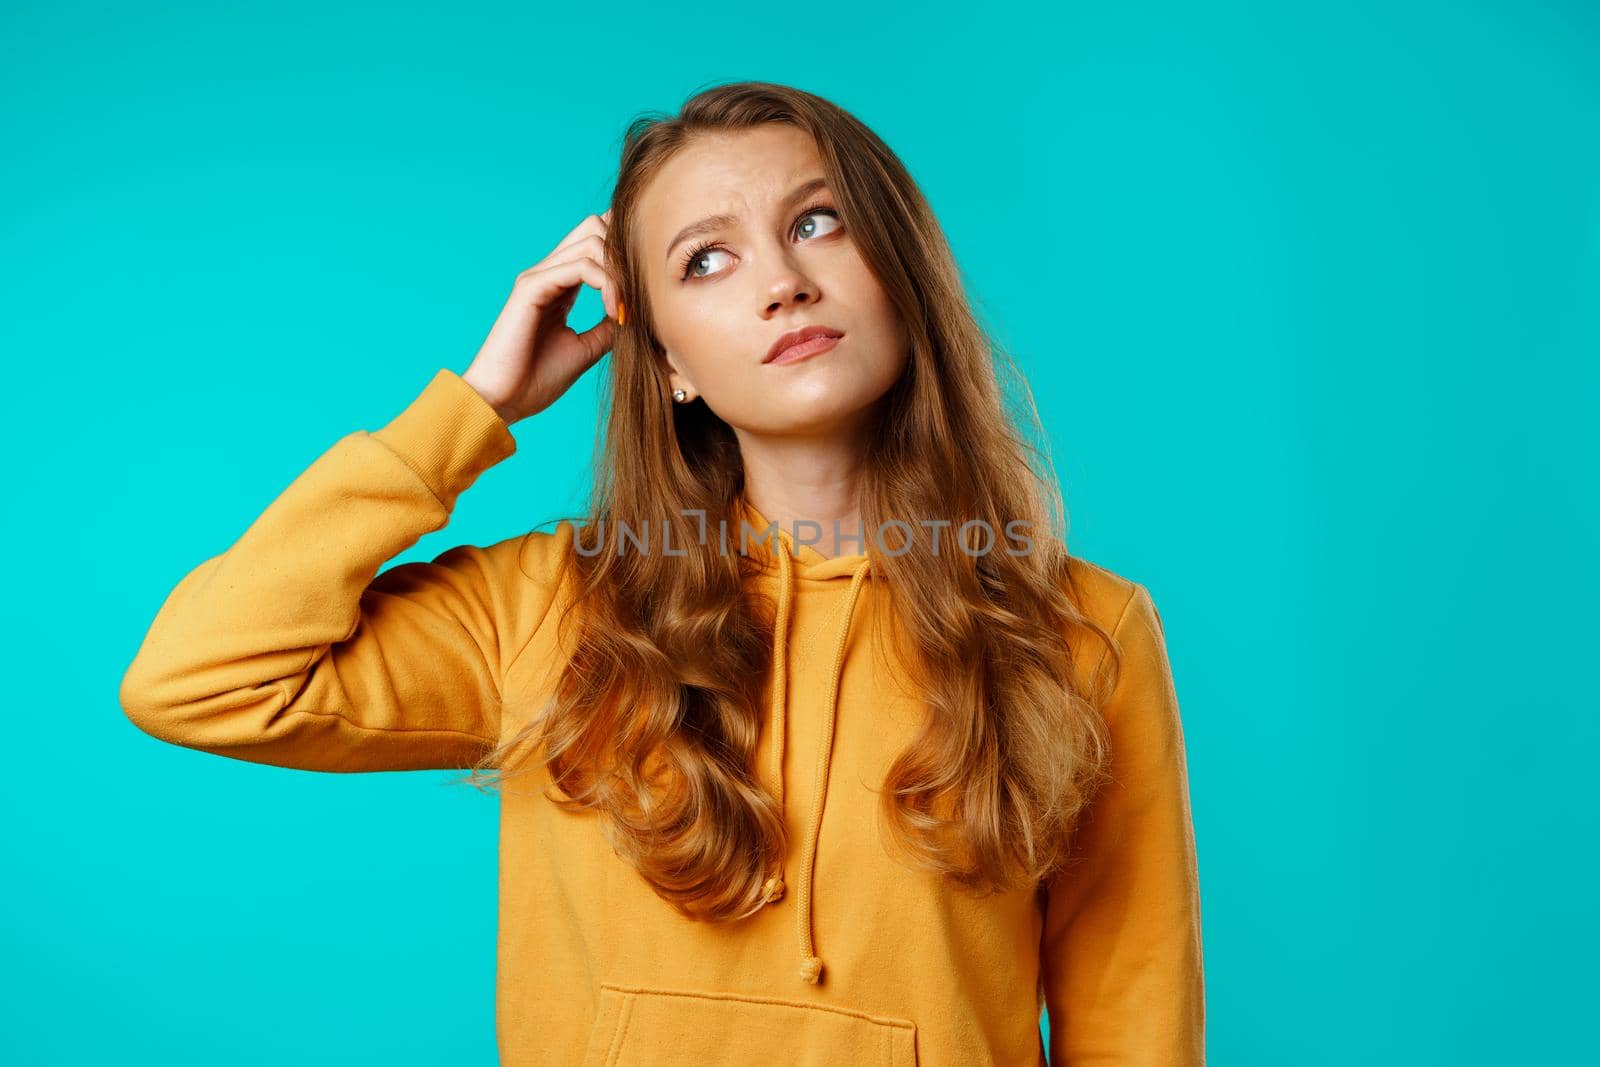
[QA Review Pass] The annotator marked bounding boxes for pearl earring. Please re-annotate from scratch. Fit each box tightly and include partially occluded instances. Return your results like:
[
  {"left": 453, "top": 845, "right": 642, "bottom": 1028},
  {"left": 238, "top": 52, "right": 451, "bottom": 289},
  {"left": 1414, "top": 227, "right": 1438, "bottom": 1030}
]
[{"left": 672, "top": 388, "right": 688, "bottom": 403}]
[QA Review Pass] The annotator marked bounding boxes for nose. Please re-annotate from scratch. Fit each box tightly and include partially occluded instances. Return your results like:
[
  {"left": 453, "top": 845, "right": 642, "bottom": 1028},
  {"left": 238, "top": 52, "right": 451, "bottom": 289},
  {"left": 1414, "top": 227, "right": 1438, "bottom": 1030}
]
[{"left": 763, "top": 259, "right": 820, "bottom": 316}]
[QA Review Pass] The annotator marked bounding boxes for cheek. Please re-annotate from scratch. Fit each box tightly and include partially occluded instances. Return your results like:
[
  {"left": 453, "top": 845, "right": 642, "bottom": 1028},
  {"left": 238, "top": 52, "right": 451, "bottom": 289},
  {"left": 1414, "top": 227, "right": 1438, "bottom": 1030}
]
[
  {"left": 655, "top": 301, "right": 744, "bottom": 375},
  {"left": 841, "top": 260, "right": 899, "bottom": 331},
  {"left": 857, "top": 285, "right": 908, "bottom": 368},
  {"left": 689, "top": 312, "right": 757, "bottom": 375}
]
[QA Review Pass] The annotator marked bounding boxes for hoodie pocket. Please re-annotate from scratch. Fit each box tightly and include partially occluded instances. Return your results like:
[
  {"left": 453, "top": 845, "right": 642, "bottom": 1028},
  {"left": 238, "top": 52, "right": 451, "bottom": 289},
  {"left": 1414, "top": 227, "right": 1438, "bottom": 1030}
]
[{"left": 579, "top": 982, "right": 919, "bottom": 1067}]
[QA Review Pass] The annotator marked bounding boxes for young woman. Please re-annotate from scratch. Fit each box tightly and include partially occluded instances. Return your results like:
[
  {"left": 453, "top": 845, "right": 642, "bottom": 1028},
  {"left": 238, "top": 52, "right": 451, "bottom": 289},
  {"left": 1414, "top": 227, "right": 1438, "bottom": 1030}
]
[{"left": 121, "top": 81, "right": 1205, "bottom": 1066}]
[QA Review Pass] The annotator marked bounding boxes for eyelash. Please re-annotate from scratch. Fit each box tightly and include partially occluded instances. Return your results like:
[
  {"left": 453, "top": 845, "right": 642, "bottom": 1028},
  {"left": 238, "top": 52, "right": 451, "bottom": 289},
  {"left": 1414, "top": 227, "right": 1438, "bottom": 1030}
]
[{"left": 677, "top": 203, "right": 842, "bottom": 280}]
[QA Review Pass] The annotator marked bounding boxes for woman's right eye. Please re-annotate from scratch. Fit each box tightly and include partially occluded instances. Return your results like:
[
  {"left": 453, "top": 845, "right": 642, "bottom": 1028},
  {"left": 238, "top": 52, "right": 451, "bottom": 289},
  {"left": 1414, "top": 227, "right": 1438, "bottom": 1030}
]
[{"left": 681, "top": 244, "right": 731, "bottom": 280}]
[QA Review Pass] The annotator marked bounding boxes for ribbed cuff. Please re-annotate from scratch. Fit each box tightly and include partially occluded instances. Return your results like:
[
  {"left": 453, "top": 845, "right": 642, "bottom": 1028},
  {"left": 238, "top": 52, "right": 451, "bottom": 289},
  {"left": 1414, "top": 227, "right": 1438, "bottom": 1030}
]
[{"left": 371, "top": 368, "right": 518, "bottom": 510}]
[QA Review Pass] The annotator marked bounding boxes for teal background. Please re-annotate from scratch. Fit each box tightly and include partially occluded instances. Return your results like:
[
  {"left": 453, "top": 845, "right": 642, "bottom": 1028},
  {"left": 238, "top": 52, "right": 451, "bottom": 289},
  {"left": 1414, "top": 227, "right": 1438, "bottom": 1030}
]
[{"left": 3, "top": 1, "right": 1594, "bottom": 1063}]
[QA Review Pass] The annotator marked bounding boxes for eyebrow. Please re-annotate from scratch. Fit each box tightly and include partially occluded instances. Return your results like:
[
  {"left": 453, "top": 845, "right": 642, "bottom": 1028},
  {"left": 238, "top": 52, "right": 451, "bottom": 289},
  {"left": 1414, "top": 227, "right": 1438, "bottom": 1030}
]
[{"left": 663, "top": 176, "right": 832, "bottom": 266}]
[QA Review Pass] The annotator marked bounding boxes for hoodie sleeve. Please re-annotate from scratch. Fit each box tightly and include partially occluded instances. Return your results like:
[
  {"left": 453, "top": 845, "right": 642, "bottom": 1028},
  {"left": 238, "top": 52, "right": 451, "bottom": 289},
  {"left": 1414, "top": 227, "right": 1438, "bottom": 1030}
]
[
  {"left": 1040, "top": 582, "right": 1206, "bottom": 1065},
  {"left": 118, "top": 367, "right": 528, "bottom": 773}
]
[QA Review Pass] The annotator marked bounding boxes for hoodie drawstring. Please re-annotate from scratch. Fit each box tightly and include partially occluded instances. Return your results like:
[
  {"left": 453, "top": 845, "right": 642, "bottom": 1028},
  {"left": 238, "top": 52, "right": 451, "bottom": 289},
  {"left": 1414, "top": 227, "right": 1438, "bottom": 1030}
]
[
  {"left": 793, "top": 559, "right": 871, "bottom": 984},
  {"left": 760, "top": 542, "right": 794, "bottom": 909},
  {"left": 754, "top": 517, "right": 874, "bottom": 985}
]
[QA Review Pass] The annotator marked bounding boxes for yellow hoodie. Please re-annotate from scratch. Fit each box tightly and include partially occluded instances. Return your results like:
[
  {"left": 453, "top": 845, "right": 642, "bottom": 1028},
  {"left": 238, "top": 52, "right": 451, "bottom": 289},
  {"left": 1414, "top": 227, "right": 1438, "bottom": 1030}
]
[{"left": 120, "top": 367, "right": 1205, "bottom": 1065}]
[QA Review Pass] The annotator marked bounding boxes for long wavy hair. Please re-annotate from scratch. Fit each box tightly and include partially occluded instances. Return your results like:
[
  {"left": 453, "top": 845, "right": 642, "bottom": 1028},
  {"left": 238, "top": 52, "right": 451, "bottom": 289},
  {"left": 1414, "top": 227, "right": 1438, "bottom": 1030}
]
[{"left": 461, "top": 81, "right": 1122, "bottom": 924}]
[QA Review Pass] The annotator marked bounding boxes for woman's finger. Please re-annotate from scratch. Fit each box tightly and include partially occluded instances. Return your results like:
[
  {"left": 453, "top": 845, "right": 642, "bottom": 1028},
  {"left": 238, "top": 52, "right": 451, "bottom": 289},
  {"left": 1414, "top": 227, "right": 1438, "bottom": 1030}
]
[
  {"left": 538, "top": 234, "right": 618, "bottom": 315},
  {"left": 544, "top": 212, "right": 608, "bottom": 266},
  {"left": 515, "top": 254, "right": 616, "bottom": 321}
]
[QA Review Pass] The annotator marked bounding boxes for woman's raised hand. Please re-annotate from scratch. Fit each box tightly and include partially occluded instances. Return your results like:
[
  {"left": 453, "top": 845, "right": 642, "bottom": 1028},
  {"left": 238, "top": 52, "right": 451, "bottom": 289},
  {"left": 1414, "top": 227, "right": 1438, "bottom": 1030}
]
[{"left": 462, "top": 209, "right": 620, "bottom": 425}]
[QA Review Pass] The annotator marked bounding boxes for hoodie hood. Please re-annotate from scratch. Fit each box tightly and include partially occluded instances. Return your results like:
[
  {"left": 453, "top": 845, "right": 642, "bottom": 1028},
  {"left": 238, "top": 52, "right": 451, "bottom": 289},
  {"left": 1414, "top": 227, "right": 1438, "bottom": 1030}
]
[{"left": 737, "top": 497, "right": 876, "bottom": 985}]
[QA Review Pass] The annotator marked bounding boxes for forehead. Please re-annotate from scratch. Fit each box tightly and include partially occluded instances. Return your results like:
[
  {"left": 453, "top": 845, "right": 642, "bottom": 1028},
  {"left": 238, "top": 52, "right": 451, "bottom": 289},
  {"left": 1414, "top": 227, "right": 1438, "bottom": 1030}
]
[{"left": 637, "top": 126, "right": 826, "bottom": 249}]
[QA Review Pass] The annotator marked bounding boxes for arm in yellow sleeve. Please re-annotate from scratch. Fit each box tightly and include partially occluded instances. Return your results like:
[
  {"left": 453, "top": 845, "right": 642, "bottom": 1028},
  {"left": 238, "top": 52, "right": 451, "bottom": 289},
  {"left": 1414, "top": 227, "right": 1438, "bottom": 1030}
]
[
  {"left": 118, "top": 368, "right": 541, "bottom": 773},
  {"left": 1040, "top": 582, "right": 1206, "bottom": 1064}
]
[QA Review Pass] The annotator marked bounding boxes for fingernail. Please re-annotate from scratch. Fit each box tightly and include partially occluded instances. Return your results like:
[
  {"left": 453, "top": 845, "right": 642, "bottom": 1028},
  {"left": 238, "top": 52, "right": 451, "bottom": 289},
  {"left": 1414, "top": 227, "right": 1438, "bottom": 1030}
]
[{"left": 617, "top": 300, "right": 626, "bottom": 326}]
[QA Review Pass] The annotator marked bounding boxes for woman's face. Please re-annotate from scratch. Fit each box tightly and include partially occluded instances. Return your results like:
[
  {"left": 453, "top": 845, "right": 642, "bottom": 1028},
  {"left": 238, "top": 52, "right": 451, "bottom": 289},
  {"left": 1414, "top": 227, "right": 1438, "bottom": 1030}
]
[{"left": 634, "top": 124, "right": 910, "bottom": 439}]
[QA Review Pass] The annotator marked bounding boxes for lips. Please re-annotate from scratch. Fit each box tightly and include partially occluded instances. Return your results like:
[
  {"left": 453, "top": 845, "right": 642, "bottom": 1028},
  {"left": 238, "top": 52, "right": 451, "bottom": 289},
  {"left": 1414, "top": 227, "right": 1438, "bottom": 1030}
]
[{"left": 764, "top": 324, "right": 844, "bottom": 365}]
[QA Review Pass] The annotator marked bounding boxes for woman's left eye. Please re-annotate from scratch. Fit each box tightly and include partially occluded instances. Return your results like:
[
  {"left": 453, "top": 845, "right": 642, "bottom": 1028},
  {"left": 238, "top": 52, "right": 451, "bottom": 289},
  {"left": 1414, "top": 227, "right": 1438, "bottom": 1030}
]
[{"left": 796, "top": 207, "right": 841, "bottom": 241}]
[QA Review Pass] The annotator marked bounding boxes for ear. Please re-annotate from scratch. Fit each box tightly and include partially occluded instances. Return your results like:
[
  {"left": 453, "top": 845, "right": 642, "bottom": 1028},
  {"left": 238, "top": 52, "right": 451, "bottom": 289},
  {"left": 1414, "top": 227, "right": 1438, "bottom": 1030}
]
[{"left": 656, "top": 347, "right": 696, "bottom": 397}]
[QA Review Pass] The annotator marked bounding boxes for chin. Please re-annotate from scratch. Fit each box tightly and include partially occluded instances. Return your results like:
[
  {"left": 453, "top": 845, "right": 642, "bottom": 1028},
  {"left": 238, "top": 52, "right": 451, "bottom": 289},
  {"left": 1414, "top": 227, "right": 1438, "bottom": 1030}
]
[{"left": 763, "top": 382, "right": 891, "bottom": 434}]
